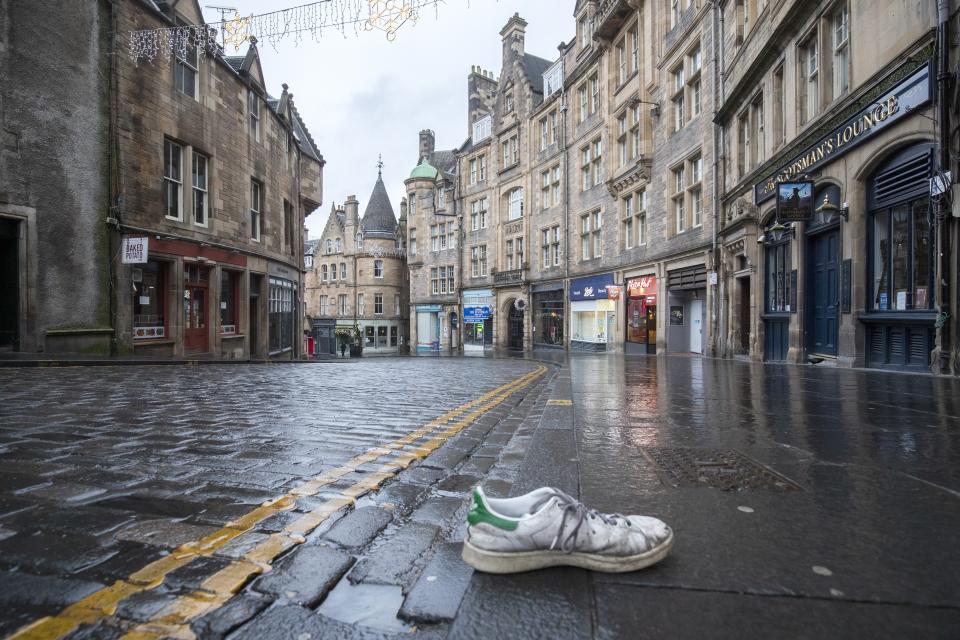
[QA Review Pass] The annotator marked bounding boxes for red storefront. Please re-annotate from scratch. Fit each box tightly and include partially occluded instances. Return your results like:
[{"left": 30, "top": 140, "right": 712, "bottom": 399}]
[{"left": 626, "top": 276, "right": 657, "bottom": 354}]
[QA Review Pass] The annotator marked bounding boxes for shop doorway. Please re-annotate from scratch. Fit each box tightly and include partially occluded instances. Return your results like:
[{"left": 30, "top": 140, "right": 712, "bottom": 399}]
[
  {"left": 249, "top": 275, "right": 261, "bottom": 358},
  {"left": 508, "top": 303, "right": 524, "bottom": 350},
  {"left": 806, "top": 230, "right": 839, "bottom": 356},
  {"left": 690, "top": 299, "right": 703, "bottom": 354},
  {"left": 0, "top": 219, "right": 19, "bottom": 351},
  {"left": 625, "top": 277, "right": 657, "bottom": 355},
  {"left": 184, "top": 265, "right": 209, "bottom": 353},
  {"left": 737, "top": 277, "right": 751, "bottom": 354}
]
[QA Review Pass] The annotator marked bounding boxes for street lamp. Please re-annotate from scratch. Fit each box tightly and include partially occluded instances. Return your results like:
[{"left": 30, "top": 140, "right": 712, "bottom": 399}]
[
  {"left": 814, "top": 193, "right": 849, "bottom": 225},
  {"left": 628, "top": 96, "right": 660, "bottom": 118}
]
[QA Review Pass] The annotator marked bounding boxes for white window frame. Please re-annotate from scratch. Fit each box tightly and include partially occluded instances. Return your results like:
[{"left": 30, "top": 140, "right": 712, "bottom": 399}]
[
  {"left": 508, "top": 188, "right": 524, "bottom": 221},
  {"left": 248, "top": 90, "right": 260, "bottom": 142},
  {"left": 250, "top": 179, "right": 262, "bottom": 242},
  {"left": 163, "top": 139, "right": 183, "bottom": 221}
]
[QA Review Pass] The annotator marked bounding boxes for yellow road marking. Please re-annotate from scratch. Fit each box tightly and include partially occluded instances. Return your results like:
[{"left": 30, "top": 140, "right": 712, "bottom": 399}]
[
  {"left": 547, "top": 399, "right": 572, "bottom": 406},
  {"left": 9, "top": 365, "right": 546, "bottom": 640}
]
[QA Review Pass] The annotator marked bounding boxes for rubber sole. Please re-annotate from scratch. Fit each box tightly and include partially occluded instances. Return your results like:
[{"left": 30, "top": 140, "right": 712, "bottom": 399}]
[{"left": 461, "top": 531, "right": 674, "bottom": 574}]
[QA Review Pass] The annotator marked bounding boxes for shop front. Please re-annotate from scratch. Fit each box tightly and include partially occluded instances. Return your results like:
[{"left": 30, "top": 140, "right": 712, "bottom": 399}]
[
  {"left": 625, "top": 275, "right": 657, "bottom": 355},
  {"left": 570, "top": 274, "right": 616, "bottom": 352},
  {"left": 666, "top": 266, "right": 706, "bottom": 354},
  {"left": 415, "top": 304, "right": 441, "bottom": 351},
  {"left": 311, "top": 318, "right": 336, "bottom": 356},
  {"left": 463, "top": 288, "right": 494, "bottom": 351},
  {"left": 532, "top": 282, "right": 564, "bottom": 348},
  {"left": 361, "top": 319, "right": 402, "bottom": 353}
]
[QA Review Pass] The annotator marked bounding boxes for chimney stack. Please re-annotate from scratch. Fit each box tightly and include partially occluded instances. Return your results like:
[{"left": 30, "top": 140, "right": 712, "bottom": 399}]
[{"left": 418, "top": 129, "right": 435, "bottom": 162}]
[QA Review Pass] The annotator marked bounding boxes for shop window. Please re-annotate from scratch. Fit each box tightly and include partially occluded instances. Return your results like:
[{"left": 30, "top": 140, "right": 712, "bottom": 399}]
[
  {"left": 268, "top": 277, "right": 293, "bottom": 353},
  {"left": 765, "top": 241, "right": 791, "bottom": 313},
  {"left": 220, "top": 270, "right": 239, "bottom": 334},
  {"left": 133, "top": 261, "right": 167, "bottom": 340},
  {"left": 365, "top": 325, "right": 376, "bottom": 348},
  {"left": 534, "top": 291, "right": 564, "bottom": 346}
]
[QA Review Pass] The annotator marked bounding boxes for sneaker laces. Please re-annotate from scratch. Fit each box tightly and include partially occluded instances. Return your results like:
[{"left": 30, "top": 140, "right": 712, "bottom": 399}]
[{"left": 528, "top": 488, "right": 641, "bottom": 554}]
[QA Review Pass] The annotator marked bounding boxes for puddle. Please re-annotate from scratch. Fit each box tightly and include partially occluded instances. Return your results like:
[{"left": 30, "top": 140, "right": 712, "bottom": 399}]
[{"left": 316, "top": 580, "right": 411, "bottom": 633}]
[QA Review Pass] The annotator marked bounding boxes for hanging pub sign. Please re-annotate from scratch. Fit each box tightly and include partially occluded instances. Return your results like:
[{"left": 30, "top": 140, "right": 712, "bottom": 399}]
[{"left": 776, "top": 181, "right": 814, "bottom": 222}]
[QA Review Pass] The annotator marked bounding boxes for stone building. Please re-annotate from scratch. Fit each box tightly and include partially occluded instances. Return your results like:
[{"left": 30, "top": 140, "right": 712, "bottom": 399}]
[
  {"left": 411, "top": 2, "right": 720, "bottom": 355},
  {"left": 405, "top": 131, "right": 459, "bottom": 352},
  {"left": 0, "top": 0, "right": 324, "bottom": 359},
  {"left": 306, "top": 168, "right": 408, "bottom": 354},
  {"left": 715, "top": 0, "right": 955, "bottom": 374}
]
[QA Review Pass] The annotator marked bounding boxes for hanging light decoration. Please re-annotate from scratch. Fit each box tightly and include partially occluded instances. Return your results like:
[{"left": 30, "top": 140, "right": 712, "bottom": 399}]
[{"left": 128, "top": 0, "right": 444, "bottom": 63}]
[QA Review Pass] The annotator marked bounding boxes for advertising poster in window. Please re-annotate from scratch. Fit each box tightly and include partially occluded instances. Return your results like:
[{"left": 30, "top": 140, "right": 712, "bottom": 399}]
[
  {"left": 670, "top": 305, "right": 684, "bottom": 326},
  {"left": 776, "top": 181, "right": 814, "bottom": 222}
]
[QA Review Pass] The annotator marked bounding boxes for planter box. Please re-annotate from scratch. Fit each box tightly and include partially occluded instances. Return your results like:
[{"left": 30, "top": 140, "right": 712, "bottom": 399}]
[{"left": 349, "top": 344, "right": 363, "bottom": 357}]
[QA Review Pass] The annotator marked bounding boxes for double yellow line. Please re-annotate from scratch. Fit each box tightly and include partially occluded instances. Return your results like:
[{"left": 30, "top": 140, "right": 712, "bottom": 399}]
[{"left": 9, "top": 365, "right": 547, "bottom": 640}]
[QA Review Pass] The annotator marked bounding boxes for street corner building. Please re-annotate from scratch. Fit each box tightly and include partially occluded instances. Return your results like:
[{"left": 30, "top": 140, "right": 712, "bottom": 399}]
[
  {"left": 304, "top": 168, "right": 409, "bottom": 355},
  {"left": 0, "top": 0, "right": 324, "bottom": 359},
  {"left": 715, "top": 0, "right": 958, "bottom": 373},
  {"left": 400, "top": 0, "right": 960, "bottom": 372}
]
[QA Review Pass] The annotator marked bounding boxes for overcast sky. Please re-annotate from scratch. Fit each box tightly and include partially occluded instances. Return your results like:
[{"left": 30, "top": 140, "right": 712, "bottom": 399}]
[{"left": 200, "top": 1, "right": 572, "bottom": 238}]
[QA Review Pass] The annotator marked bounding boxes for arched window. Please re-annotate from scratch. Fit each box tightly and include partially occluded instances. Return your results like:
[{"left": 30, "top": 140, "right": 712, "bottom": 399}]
[
  {"left": 508, "top": 188, "right": 524, "bottom": 220},
  {"left": 321, "top": 264, "right": 328, "bottom": 281},
  {"left": 356, "top": 232, "right": 364, "bottom": 250}
]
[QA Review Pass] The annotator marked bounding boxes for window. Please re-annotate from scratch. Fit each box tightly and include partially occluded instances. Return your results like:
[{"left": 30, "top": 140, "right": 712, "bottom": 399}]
[
  {"left": 430, "top": 266, "right": 454, "bottom": 294},
  {"left": 330, "top": 262, "right": 337, "bottom": 281},
  {"left": 471, "top": 198, "right": 488, "bottom": 230},
  {"left": 248, "top": 90, "right": 260, "bottom": 142},
  {"left": 374, "top": 293, "right": 383, "bottom": 315},
  {"left": 752, "top": 95, "right": 765, "bottom": 168},
  {"left": 357, "top": 293, "right": 365, "bottom": 315},
  {"left": 832, "top": 3, "right": 849, "bottom": 96},
  {"left": 773, "top": 64, "right": 785, "bottom": 147},
  {"left": 220, "top": 270, "right": 238, "bottom": 334},
  {"left": 448, "top": 265, "right": 455, "bottom": 292},
  {"left": 319, "top": 295, "right": 329, "bottom": 316},
  {"left": 737, "top": 109, "right": 749, "bottom": 178},
  {"left": 250, "top": 179, "right": 262, "bottom": 241},
  {"left": 673, "top": 165, "right": 685, "bottom": 233},
  {"left": 540, "top": 117, "right": 549, "bottom": 151},
  {"left": 672, "top": 65, "right": 685, "bottom": 131},
  {"left": 542, "top": 225, "right": 560, "bottom": 268},
  {"left": 579, "top": 15, "right": 592, "bottom": 50},
  {"left": 340, "top": 263, "right": 346, "bottom": 280},
  {"left": 438, "top": 188, "right": 446, "bottom": 210},
  {"left": 871, "top": 198, "right": 933, "bottom": 311},
  {"left": 505, "top": 92, "right": 514, "bottom": 113},
  {"left": 469, "top": 158, "right": 478, "bottom": 184},
  {"left": 409, "top": 228, "right": 417, "bottom": 256},
  {"left": 374, "top": 259, "right": 384, "bottom": 278},
  {"left": 448, "top": 222, "right": 457, "bottom": 250},
  {"left": 163, "top": 140, "right": 182, "bottom": 220},
  {"left": 268, "top": 278, "right": 293, "bottom": 353},
  {"left": 395, "top": 294, "right": 401, "bottom": 314},
  {"left": 581, "top": 138, "right": 602, "bottom": 191},
  {"left": 581, "top": 210, "right": 601, "bottom": 260},
  {"left": 516, "top": 238, "right": 524, "bottom": 268},
  {"left": 508, "top": 188, "right": 524, "bottom": 220},
  {"left": 590, "top": 74, "right": 600, "bottom": 116},
  {"left": 326, "top": 239, "right": 333, "bottom": 254},
  {"left": 501, "top": 135, "right": 519, "bottom": 168},
  {"left": 630, "top": 26, "right": 639, "bottom": 74},
  {"left": 431, "top": 224, "right": 440, "bottom": 252},
  {"left": 133, "top": 261, "right": 166, "bottom": 339},
  {"left": 765, "top": 241, "right": 791, "bottom": 313},
  {"left": 541, "top": 165, "right": 561, "bottom": 209},
  {"left": 283, "top": 200, "right": 294, "bottom": 254},
  {"left": 174, "top": 24, "right": 198, "bottom": 98},
  {"left": 338, "top": 294, "right": 347, "bottom": 315},
  {"left": 356, "top": 231, "right": 363, "bottom": 250},
  {"left": 617, "top": 41, "right": 627, "bottom": 86},
  {"left": 622, "top": 191, "right": 646, "bottom": 250},
  {"left": 471, "top": 245, "right": 488, "bottom": 276},
  {"left": 543, "top": 61, "right": 564, "bottom": 98},
  {"left": 799, "top": 31, "right": 819, "bottom": 125},
  {"left": 472, "top": 115, "right": 492, "bottom": 142},
  {"left": 479, "top": 155, "right": 487, "bottom": 180},
  {"left": 321, "top": 264, "right": 328, "bottom": 281},
  {"left": 335, "top": 238, "right": 341, "bottom": 253},
  {"left": 409, "top": 193, "right": 417, "bottom": 217},
  {"left": 551, "top": 111, "right": 559, "bottom": 145},
  {"left": 618, "top": 114, "right": 628, "bottom": 166},
  {"left": 630, "top": 105, "right": 641, "bottom": 159}
]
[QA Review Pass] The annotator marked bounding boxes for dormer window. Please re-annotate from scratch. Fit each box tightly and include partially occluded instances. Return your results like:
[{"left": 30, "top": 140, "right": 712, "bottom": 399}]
[
  {"left": 248, "top": 90, "right": 260, "bottom": 142},
  {"left": 174, "top": 21, "right": 198, "bottom": 98},
  {"left": 472, "top": 115, "right": 492, "bottom": 142},
  {"left": 578, "top": 15, "right": 594, "bottom": 50},
  {"left": 543, "top": 61, "right": 563, "bottom": 99}
]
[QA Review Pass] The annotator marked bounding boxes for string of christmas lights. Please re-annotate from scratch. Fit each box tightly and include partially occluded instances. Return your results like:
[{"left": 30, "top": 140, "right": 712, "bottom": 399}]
[{"left": 128, "top": 0, "right": 447, "bottom": 63}]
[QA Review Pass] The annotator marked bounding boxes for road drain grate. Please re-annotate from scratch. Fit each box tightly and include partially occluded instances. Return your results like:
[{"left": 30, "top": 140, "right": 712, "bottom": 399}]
[{"left": 642, "top": 448, "right": 803, "bottom": 492}]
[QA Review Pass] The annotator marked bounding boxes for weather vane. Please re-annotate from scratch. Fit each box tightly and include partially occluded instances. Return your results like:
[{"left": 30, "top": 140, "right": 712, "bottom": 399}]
[{"left": 377, "top": 153, "right": 384, "bottom": 178}]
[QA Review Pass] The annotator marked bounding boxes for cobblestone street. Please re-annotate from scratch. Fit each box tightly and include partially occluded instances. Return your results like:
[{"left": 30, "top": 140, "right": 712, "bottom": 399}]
[{"left": 2, "top": 355, "right": 960, "bottom": 639}]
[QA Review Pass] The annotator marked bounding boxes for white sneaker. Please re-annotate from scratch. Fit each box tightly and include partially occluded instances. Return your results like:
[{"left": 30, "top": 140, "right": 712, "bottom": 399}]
[{"left": 462, "top": 486, "right": 673, "bottom": 574}]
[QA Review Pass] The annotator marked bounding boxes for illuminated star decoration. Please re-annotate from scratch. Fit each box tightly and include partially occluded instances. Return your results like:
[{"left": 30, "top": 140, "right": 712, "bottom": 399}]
[
  {"left": 365, "top": 0, "right": 418, "bottom": 42},
  {"left": 223, "top": 12, "right": 252, "bottom": 51}
]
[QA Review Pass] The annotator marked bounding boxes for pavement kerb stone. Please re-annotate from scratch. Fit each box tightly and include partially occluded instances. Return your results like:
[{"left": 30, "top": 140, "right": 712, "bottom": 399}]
[{"left": 6, "top": 365, "right": 548, "bottom": 640}]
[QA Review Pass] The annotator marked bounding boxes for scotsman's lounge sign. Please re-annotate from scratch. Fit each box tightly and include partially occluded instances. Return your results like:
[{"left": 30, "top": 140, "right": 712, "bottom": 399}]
[{"left": 754, "top": 63, "right": 931, "bottom": 204}]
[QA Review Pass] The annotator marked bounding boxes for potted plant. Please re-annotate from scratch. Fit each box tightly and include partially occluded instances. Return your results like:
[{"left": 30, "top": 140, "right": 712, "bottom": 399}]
[{"left": 336, "top": 325, "right": 362, "bottom": 357}]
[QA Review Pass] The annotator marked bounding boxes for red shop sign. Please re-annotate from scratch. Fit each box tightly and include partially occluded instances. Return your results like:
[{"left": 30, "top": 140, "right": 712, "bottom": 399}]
[{"left": 627, "top": 276, "right": 656, "bottom": 298}]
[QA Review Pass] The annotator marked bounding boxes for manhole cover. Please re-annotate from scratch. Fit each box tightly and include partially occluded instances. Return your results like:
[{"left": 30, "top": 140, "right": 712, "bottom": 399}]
[{"left": 642, "top": 448, "right": 802, "bottom": 492}]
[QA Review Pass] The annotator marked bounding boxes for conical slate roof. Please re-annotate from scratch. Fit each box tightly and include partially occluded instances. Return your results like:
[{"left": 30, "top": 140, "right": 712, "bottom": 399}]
[{"left": 360, "top": 175, "right": 398, "bottom": 238}]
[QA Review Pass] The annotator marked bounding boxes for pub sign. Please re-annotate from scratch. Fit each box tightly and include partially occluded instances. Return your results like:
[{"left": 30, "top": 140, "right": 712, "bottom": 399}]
[{"left": 776, "top": 181, "right": 814, "bottom": 222}]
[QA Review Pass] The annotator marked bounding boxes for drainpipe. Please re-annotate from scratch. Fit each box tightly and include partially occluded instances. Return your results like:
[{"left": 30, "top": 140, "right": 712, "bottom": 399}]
[
  {"left": 936, "top": 0, "right": 953, "bottom": 374},
  {"left": 712, "top": 0, "right": 725, "bottom": 358},
  {"left": 560, "top": 81, "right": 571, "bottom": 351}
]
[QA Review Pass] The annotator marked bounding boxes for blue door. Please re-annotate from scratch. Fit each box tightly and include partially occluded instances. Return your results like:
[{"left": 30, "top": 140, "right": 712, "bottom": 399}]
[{"left": 807, "top": 231, "right": 839, "bottom": 356}]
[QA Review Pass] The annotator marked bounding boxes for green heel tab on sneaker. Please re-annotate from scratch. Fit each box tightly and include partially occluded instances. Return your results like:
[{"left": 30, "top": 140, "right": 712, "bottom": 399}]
[{"left": 468, "top": 488, "right": 518, "bottom": 531}]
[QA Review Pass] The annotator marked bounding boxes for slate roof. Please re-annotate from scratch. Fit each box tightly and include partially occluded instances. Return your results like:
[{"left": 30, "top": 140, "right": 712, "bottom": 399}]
[
  {"left": 428, "top": 150, "right": 457, "bottom": 176},
  {"left": 224, "top": 56, "right": 245, "bottom": 73},
  {"left": 523, "top": 53, "right": 554, "bottom": 102},
  {"left": 304, "top": 239, "right": 320, "bottom": 257},
  {"left": 360, "top": 176, "right": 398, "bottom": 238}
]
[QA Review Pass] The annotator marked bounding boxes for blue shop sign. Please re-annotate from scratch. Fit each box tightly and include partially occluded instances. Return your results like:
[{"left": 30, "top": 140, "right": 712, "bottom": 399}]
[
  {"left": 570, "top": 274, "right": 615, "bottom": 301},
  {"left": 463, "top": 305, "right": 491, "bottom": 323}
]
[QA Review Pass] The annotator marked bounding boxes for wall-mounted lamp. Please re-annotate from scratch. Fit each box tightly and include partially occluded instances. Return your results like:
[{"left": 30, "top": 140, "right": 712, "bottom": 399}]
[
  {"left": 766, "top": 221, "right": 793, "bottom": 243},
  {"left": 628, "top": 96, "right": 660, "bottom": 118},
  {"left": 815, "top": 194, "right": 849, "bottom": 223}
]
